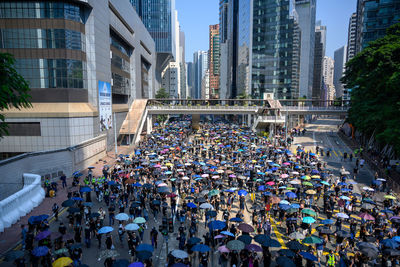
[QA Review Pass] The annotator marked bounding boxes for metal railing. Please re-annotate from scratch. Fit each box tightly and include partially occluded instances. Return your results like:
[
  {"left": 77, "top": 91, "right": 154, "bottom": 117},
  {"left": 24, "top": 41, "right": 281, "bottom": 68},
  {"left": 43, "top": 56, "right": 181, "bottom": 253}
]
[{"left": 147, "top": 105, "right": 260, "bottom": 110}]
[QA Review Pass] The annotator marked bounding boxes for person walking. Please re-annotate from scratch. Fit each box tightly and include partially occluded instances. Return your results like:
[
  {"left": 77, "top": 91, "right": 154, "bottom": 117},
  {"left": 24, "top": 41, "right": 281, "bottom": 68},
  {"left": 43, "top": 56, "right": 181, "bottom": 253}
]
[
  {"left": 327, "top": 250, "right": 336, "bottom": 267},
  {"left": 150, "top": 227, "right": 158, "bottom": 248},
  {"left": 52, "top": 203, "right": 59, "bottom": 221}
]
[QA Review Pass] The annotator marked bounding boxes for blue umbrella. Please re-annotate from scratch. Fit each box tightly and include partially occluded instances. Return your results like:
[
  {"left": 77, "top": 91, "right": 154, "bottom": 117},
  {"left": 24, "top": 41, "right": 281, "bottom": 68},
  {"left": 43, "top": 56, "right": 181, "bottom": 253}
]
[
  {"left": 208, "top": 220, "right": 226, "bottom": 230},
  {"left": 72, "top": 197, "right": 83, "bottom": 201},
  {"left": 221, "top": 231, "right": 235, "bottom": 237},
  {"left": 300, "top": 252, "right": 318, "bottom": 261},
  {"left": 158, "top": 187, "right": 170, "bottom": 193},
  {"left": 285, "top": 192, "right": 297, "bottom": 199},
  {"left": 192, "top": 244, "right": 210, "bottom": 253},
  {"left": 133, "top": 183, "right": 142, "bottom": 187},
  {"left": 187, "top": 237, "right": 201, "bottom": 245},
  {"left": 279, "top": 204, "right": 290, "bottom": 210},
  {"left": 229, "top": 217, "right": 243, "bottom": 222},
  {"left": 108, "top": 181, "right": 116, "bottom": 186},
  {"left": 32, "top": 246, "right": 49, "bottom": 257},
  {"left": 136, "top": 251, "right": 152, "bottom": 260},
  {"left": 79, "top": 186, "right": 92, "bottom": 193},
  {"left": 321, "top": 219, "right": 335, "bottom": 225},
  {"left": 187, "top": 202, "right": 197, "bottom": 208},
  {"left": 290, "top": 204, "right": 300, "bottom": 209},
  {"left": 136, "top": 243, "right": 154, "bottom": 252},
  {"left": 28, "top": 215, "right": 49, "bottom": 225},
  {"left": 258, "top": 185, "right": 266, "bottom": 191},
  {"left": 381, "top": 239, "right": 399, "bottom": 249},
  {"left": 98, "top": 226, "right": 113, "bottom": 234},
  {"left": 238, "top": 190, "right": 248, "bottom": 196}
]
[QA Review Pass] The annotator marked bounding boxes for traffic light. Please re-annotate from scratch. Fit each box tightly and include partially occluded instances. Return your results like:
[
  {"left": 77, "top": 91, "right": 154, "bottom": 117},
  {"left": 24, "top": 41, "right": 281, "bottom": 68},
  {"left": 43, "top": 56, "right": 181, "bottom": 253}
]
[{"left": 168, "top": 217, "right": 174, "bottom": 233}]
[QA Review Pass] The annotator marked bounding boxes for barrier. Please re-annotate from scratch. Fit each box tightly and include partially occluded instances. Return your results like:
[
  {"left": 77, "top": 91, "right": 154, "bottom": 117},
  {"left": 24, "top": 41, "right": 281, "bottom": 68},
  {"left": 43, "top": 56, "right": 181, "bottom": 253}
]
[{"left": 0, "top": 173, "right": 44, "bottom": 232}]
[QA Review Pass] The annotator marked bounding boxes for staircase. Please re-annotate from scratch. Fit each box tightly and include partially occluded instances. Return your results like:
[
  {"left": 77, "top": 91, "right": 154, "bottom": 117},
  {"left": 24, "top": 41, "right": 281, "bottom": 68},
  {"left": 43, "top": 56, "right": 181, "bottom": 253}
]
[{"left": 119, "top": 99, "right": 148, "bottom": 145}]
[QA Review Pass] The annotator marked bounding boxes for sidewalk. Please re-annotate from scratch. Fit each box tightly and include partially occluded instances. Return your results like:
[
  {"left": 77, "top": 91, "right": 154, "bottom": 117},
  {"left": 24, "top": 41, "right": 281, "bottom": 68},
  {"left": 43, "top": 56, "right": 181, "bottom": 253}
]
[{"left": 0, "top": 146, "right": 134, "bottom": 255}]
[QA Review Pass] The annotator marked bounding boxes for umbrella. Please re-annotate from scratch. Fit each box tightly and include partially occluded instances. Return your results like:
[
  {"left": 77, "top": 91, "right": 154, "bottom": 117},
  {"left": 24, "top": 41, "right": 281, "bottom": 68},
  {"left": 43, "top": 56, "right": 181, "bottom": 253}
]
[
  {"left": 35, "top": 230, "right": 51, "bottom": 241},
  {"left": 286, "top": 240, "right": 305, "bottom": 251},
  {"left": 359, "top": 213, "right": 375, "bottom": 221},
  {"left": 115, "top": 213, "right": 129, "bottom": 221},
  {"left": 125, "top": 223, "right": 140, "bottom": 231},
  {"left": 192, "top": 244, "right": 211, "bottom": 252},
  {"left": 83, "top": 202, "right": 93, "bottom": 207},
  {"left": 336, "top": 230, "right": 351, "bottom": 238},
  {"left": 208, "top": 220, "right": 226, "bottom": 230},
  {"left": 278, "top": 249, "right": 296, "bottom": 257},
  {"left": 301, "top": 209, "right": 316, "bottom": 216},
  {"left": 187, "top": 202, "right": 197, "bottom": 208},
  {"left": 229, "top": 217, "right": 243, "bottom": 222},
  {"left": 208, "top": 189, "right": 220, "bottom": 197},
  {"left": 237, "top": 235, "right": 252, "bottom": 245},
  {"left": 187, "top": 237, "right": 201, "bottom": 245},
  {"left": 54, "top": 248, "right": 69, "bottom": 255},
  {"left": 300, "top": 252, "right": 318, "bottom": 261},
  {"left": 171, "top": 249, "right": 188, "bottom": 259},
  {"left": 221, "top": 231, "right": 235, "bottom": 237},
  {"left": 285, "top": 192, "right": 297, "bottom": 199},
  {"left": 238, "top": 223, "right": 254, "bottom": 232},
  {"left": 317, "top": 226, "right": 334, "bottom": 234},
  {"left": 32, "top": 246, "right": 49, "bottom": 257},
  {"left": 218, "top": 245, "right": 230, "bottom": 253},
  {"left": 136, "top": 243, "right": 154, "bottom": 252},
  {"left": 245, "top": 244, "right": 262, "bottom": 252},
  {"left": 112, "top": 259, "right": 130, "bottom": 267},
  {"left": 303, "top": 236, "right": 322, "bottom": 244},
  {"left": 28, "top": 214, "right": 49, "bottom": 224},
  {"left": 226, "top": 240, "right": 245, "bottom": 251},
  {"left": 289, "top": 232, "right": 305, "bottom": 240},
  {"left": 276, "top": 256, "right": 296, "bottom": 267},
  {"left": 384, "top": 195, "right": 396, "bottom": 200},
  {"left": 133, "top": 217, "right": 146, "bottom": 224},
  {"left": 336, "top": 213, "right": 349, "bottom": 219},
  {"left": 62, "top": 199, "right": 75, "bottom": 207},
  {"left": 200, "top": 203, "right": 213, "bottom": 209},
  {"left": 383, "top": 249, "right": 400, "bottom": 256},
  {"left": 71, "top": 197, "right": 84, "bottom": 201},
  {"left": 129, "top": 263, "right": 144, "bottom": 267},
  {"left": 98, "top": 226, "right": 113, "bottom": 234},
  {"left": 90, "top": 212, "right": 100, "bottom": 218},
  {"left": 206, "top": 210, "right": 217, "bottom": 217},
  {"left": 302, "top": 217, "right": 316, "bottom": 224},
  {"left": 79, "top": 186, "right": 92, "bottom": 193},
  {"left": 381, "top": 239, "right": 399, "bottom": 249},
  {"left": 67, "top": 207, "right": 80, "bottom": 213},
  {"left": 320, "top": 219, "right": 334, "bottom": 225},
  {"left": 238, "top": 189, "right": 248, "bottom": 196},
  {"left": 360, "top": 247, "right": 378, "bottom": 258},
  {"left": 4, "top": 250, "right": 24, "bottom": 262},
  {"left": 52, "top": 257, "right": 73, "bottom": 267},
  {"left": 99, "top": 249, "right": 119, "bottom": 259}
]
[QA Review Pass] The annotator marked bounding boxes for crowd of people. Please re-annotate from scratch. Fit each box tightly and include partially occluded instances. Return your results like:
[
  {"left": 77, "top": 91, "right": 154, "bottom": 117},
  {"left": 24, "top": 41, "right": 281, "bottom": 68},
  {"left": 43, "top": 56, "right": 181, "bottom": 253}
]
[{"left": 5, "top": 117, "right": 400, "bottom": 267}]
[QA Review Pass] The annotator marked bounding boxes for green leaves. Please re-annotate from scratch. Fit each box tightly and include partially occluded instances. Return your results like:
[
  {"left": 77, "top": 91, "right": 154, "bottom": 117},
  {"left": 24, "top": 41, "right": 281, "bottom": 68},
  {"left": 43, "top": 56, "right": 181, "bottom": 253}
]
[
  {"left": 0, "top": 52, "right": 32, "bottom": 137},
  {"left": 155, "top": 88, "right": 169, "bottom": 99},
  {"left": 341, "top": 23, "right": 400, "bottom": 154}
]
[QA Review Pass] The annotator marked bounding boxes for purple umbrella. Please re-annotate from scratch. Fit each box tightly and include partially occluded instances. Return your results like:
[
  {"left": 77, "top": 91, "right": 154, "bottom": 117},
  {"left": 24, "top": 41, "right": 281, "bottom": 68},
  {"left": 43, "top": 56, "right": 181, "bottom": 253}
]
[
  {"left": 129, "top": 263, "right": 144, "bottom": 267},
  {"left": 245, "top": 244, "right": 263, "bottom": 252},
  {"left": 35, "top": 230, "right": 51, "bottom": 241},
  {"left": 50, "top": 232, "right": 62, "bottom": 240}
]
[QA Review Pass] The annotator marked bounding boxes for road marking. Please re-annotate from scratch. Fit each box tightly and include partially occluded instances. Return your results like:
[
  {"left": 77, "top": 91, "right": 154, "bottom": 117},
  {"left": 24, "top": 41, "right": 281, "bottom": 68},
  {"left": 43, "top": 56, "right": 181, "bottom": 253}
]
[
  {"left": 333, "top": 150, "right": 338, "bottom": 157},
  {"left": 338, "top": 151, "right": 343, "bottom": 157},
  {"left": 270, "top": 218, "right": 287, "bottom": 249}
]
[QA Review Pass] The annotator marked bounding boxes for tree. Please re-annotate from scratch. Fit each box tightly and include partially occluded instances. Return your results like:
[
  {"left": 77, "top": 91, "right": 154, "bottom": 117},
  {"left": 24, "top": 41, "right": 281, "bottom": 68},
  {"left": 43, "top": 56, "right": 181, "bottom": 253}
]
[
  {"left": 0, "top": 53, "right": 32, "bottom": 137},
  {"left": 341, "top": 23, "right": 400, "bottom": 154},
  {"left": 155, "top": 88, "right": 169, "bottom": 99}
]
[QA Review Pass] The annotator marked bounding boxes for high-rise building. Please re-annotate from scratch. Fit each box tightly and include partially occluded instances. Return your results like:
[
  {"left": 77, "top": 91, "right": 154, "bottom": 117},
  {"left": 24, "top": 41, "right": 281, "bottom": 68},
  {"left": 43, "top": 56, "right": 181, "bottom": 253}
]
[
  {"left": 209, "top": 24, "right": 220, "bottom": 99},
  {"left": 201, "top": 69, "right": 210, "bottom": 99},
  {"left": 186, "top": 62, "right": 194, "bottom": 98},
  {"left": 252, "top": 0, "right": 298, "bottom": 99},
  {"left": 333, "top": 46, "right": 347, "bottom": 99},
  {"left": 193, "top": 51, "right": 208, "bottom": 99},
  {"left": 130, "top": 0, "right": 177, "bottom": 89},
  {"left": 179, "top": 30, "right": 187, "bottom": 99},
  {"left": 294, "top": 0, "right": 316, "bottom": 99},
  {"left": 347, "top": 13, "right": 357, "bottom": 62},
  {"left": 312, "top": 22, "right": 326, "bottom": 102},
  {"left": 322, "top": 56, "right": 335, "bottom": 101},
  {"left": 237, "top": 0, "right": 252, "bottom": 98},
  {"left": 0, "top": 0, "right": 156, "bottom": 157}
]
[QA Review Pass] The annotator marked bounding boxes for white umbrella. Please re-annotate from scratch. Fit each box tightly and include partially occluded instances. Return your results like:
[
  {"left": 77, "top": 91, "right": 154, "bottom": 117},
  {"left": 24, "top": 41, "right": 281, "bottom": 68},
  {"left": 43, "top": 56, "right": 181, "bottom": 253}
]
[
  {"left": 125, "top": 223, "right": 139, "bottom": 231},
  {"left": 363, "top": 186, "right": 375, "bottom": 192},
  {"left": 171, "top": 249, "right": 188, "bottom": 259},
  {"left": 336, "top": 213, "right": 349, "bottom": 219},
  {"left": 200, "top": 203, "right": 214, "bottom": 209},
  {"left": 115, "top": 213, "right": 129, "bottom": 221}
]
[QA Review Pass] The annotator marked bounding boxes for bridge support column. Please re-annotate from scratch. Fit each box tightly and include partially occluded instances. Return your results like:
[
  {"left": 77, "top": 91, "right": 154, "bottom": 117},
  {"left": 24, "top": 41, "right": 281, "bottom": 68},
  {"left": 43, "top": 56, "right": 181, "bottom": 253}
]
[
  {"left": 247, "top": 114, "right": 252, "bottom": 128},
  {"left": 192, "top": 114, "right": 200, "bottom": 130},
  {"left": 146, "top": 115, "right": 153, "bottom": 134}
]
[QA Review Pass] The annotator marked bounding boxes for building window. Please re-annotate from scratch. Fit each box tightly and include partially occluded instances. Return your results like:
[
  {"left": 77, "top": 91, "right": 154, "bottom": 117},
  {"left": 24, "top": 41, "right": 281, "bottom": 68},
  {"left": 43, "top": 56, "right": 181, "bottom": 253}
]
[
  {"left": 0, "top": 28, "right": 84, "bottom": 50},
  {"left": 14, "top": 58, "right": 86, "bottom": 89},
  {"left": 7, "top": 122, "right": 41, "bottom": 136},
  {"left": 0, "top": 2, "right": 83, "bottom": 23}
]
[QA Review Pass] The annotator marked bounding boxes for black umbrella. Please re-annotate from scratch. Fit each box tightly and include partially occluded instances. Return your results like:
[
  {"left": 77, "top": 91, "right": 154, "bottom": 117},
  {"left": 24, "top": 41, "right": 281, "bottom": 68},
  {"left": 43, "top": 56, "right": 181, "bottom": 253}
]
[
  {"left": 68, "top": 207, "right": 80, "bottom": 213},
  {"left": 383, "top": 249, "right": 400, "bottom": 256},
  {"left": 286, "top": 240, "right": 305, "bottom": 251},
  {"left": 62, "top": 199, "right": 75, "bottom": 207},
  {"left": 90, "top": 212, "right": 100, "bottom": 218},
  {"left": 237, "top": 235, "right": 252, "bottom": 245},
  {"left": 278, "top": 249, "right": 296, "bottom": 257},
  {"left": 276, "top": 256, "right": 296, "bottom": 267},
  {"left": 206, "top": 210, "right": 217, "bottom": 217},
  {"left": 316, "top": 226, "right": 334, "bottom": 235},
  {"left": 336, "top": 230, "right": 351, "bottom": 238},
  {"left": 360, "top": 247, "right": 378, "bottom": 258}
]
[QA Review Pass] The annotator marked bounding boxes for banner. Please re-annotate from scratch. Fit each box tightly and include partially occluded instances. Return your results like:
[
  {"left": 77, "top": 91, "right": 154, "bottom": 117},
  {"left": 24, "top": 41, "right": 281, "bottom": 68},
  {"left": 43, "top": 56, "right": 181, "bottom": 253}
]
[{"left": 99, "top": 80, "right": 112, "bottom": 131}]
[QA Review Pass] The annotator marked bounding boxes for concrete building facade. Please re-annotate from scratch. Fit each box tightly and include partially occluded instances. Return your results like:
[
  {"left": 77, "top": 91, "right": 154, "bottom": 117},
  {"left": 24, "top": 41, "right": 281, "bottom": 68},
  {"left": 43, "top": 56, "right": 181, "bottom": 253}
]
[
  {"left": 347, "top": 12, "right": 357, "bottom": 62},
  {"left": 193, "top": 50, "right": 208, "bottom": 99},
  {"left": 312, "top": 22, "right": 326, "bottom": 102},
  {"left": 333, "top": 45, "right": 347, "bottom": 99},
  {"left": 209, "top": 24, "right": 220, "bottom": 99}
]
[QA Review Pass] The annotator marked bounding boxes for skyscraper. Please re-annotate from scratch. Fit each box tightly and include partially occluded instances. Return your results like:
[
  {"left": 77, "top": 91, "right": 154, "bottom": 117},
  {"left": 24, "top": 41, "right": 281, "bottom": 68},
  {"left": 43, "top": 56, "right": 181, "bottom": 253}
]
[
  {"left": 333, "top": 46, "right": 347, "bottom": 99},
  {"left": 193, "top": 51, "right": 208, "bottom": 99},
  {"left": 347, "top": 13, "right": 357, "bottom": 62},
  {"left": 312, "top": 22, "right": 326, "bottom": 102},
  {"left": 186, "top": 62, "right": 194, "bottom": 98},
  {"left": 294, "top": 0, "right": 316, "bottom": 99},
  {"left": 322, "top": 56, "right": 335, "bottom": 101},
  {"left": 179, "top": 30, "right": 187, "bottom": 98},
  {"left": 209, "top": 24, "right": 220, "bottom": 99}
]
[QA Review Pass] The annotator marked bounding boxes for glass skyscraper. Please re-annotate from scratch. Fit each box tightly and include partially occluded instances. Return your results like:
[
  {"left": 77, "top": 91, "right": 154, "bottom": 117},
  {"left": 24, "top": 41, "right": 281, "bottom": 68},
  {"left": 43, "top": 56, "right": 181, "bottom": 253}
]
[{"left": 251, "top": 0, "right": 297, "bottom": 99}]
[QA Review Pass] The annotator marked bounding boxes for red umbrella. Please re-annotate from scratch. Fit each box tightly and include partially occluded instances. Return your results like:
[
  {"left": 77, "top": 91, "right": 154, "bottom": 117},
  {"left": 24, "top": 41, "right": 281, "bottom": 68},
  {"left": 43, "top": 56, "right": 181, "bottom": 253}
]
[
  {"left": 359, "top": 213, "right": 375, "bottom": 221},
  {"left": 167, "top": 193, "right": 177, "bottom": 198},
  {"left": 238, "top": 223, "right": 254, "bottom": 233}
]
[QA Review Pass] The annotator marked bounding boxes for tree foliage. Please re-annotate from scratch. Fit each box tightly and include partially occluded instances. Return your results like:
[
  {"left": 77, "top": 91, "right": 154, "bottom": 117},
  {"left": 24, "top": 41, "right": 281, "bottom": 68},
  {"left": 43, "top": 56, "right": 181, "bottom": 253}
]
[
  {"left": 0, "top": 53, "right": 32, "bottom": 137},
  {"left": 155, "top": 88, "right": 169, "bottom": 99},
  {"left": 341, "top": 23, "right": 400, "bottom": 154}
]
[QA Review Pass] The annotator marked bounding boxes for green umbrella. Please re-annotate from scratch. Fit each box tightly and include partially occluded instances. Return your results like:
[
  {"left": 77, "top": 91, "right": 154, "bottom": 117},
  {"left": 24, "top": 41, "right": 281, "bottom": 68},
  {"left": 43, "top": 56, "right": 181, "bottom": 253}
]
[
  {"left": 303, "top": 236, "right": 322, "bottom": 244},
  {"left": 301, "top": 209, "right": 317, "bottom": 216},
  {"left": 303, "top": 182, "right": 313, "bottom": 187},
  {"left": 321, "top": 181, "right": 330, "bottom": 186},
  {"left": 208, "top": 189, "right": 220, "bottom": 197},
  {"left": 226, "top": 240, "right": 245, "bottom": 251},
  {"left": 54, "top": 248, "right": 69, "bottom": 255},
  {"left": 287, "top": 208, "right": 298, "bottom": 214},
  {"left": 302, "top": 217, "right": 316, "bottom": 224},
  {"left": 133, "top": 217, "right": 146, "bottom": 224}
]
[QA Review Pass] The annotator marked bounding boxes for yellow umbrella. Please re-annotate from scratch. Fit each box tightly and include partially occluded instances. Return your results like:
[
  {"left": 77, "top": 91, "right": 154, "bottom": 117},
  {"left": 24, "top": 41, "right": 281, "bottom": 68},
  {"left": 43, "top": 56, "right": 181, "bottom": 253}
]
[
  {"left": 52, "top": 257, "right": 73, "bottom": 267},
  {"left": 306, "top": 190, "right": 317, "bottom": 195},
  {"left": 384, "top": 195, "right": 396, "bottom": 200},
  {"left": 165, "top": 163, "right": 173, "bottom": 167},
  {"left": 311, "top": 175, "right": 320, "bottom": 179}
]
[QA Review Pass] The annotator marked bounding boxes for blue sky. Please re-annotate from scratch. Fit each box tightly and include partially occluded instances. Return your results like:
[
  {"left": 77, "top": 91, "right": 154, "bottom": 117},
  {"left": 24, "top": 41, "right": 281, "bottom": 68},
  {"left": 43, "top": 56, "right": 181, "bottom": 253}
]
[{"left": 176, "top": 0, "right": 357, "bottom": 62}]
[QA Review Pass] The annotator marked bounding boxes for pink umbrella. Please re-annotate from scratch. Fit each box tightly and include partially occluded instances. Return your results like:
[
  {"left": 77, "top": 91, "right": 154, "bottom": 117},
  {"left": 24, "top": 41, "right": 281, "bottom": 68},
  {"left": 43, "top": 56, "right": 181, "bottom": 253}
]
[
  {"left": 218, "top": 245, "right": 230, "bottom": 253},
  {"left": 157, "top": 183, "right": 168, "bottom": 187},
  {"left": 283, "top": 162, "right": 291, "bottom": 166},
  {"left": 229, "top": 174, "right": 236, "bottom": 178},
  {"left": 212, "top": 175, "right": 220, "bottom": 179},
  {"left": 281, "top": 174, "right": 289, "bottom": 178},
  {"left": 201, "top": 174, "right": 209, "bottom": 178},
  {"left": 214, "top": 235, "right": 226, "bottom": 239},
  {"left": 154, "top": 164, "right": 161, "bottom": 168},
  {"left": 266, "top": 181, "right": 275, "bottom": 186},
  {"left": 359, "top": 213, "right": 375, "bottom": 221}
]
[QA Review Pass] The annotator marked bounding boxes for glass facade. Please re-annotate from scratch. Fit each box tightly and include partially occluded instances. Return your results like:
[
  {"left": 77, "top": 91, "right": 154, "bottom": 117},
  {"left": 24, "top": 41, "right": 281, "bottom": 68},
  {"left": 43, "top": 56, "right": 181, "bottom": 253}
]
[
  {"left": 237, "top": 0, "right": 252, "bottom": 96},
  {"left": 251, "top": 0, "right": 295, "bottom": 99},
  {"left": 361, "top": 0, "right": 400, "bottom": 49},
  {"left": 130, "top": 0, "right": 175, "bottom": 54},
  {"left": 0, "top": 28, "right": 84, "bottom": 50},
  {"left": 0, "top": 2, "right": 83, "bottom": 22},
  {"left": 14, "top": 58, "right": 86, "bottom": 89}
]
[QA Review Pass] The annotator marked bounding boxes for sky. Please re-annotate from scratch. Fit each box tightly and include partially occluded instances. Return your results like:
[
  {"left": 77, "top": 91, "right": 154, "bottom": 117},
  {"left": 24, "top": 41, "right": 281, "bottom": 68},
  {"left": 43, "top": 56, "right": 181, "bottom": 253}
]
[{"left": 176, "top": 0, "right": 358, "bottom": 62}]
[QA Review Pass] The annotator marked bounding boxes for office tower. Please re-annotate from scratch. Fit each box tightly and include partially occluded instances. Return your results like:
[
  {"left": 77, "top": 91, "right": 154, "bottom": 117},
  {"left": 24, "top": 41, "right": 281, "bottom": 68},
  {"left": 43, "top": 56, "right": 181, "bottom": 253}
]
[
  {"left": 209, "top": 24, "right": 220, "bottom": 99},
  {"left": 179, "top": 30, "right": 187, "bottom": 99},
  {"left": 252, "top": 0, "right": 298, "bottom": 99},
  {"left": 0, "top": 0, "right": 156, "bottom": 157},
  {"left": 312, "top": 22, "right": 326, "bottom": 102},
  {"left": 186, "top": 62, "right": 194, "bottom": 99},
  {"left": 193, "top": 51, "right": 208, "bottom": 99},
  {"left": 355, "top": 0, "right": 400, "bottom": 54},
  {"left": 237, "top": 0, "right": 252, "bottom": 98},
  {"left": 347, "top": 12, "right": 357, "bottom": 61},
  {"left": 130, "top": 0, "right": 177, "bottom": 88},
  {"left": 333, "top": 46, "right": 347, "bottom": 99},
  {"left": 201, "top": 69, "right": 210, "bottom": 99},
  {"left": 322, "top": 56, "right": 335, "bottom": 101},
  {"left": 294, "top": 0, "right": 316, "bottom": 99},
  {"left": 291, "top": 21, "right": 302, "bottom": 99}
]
